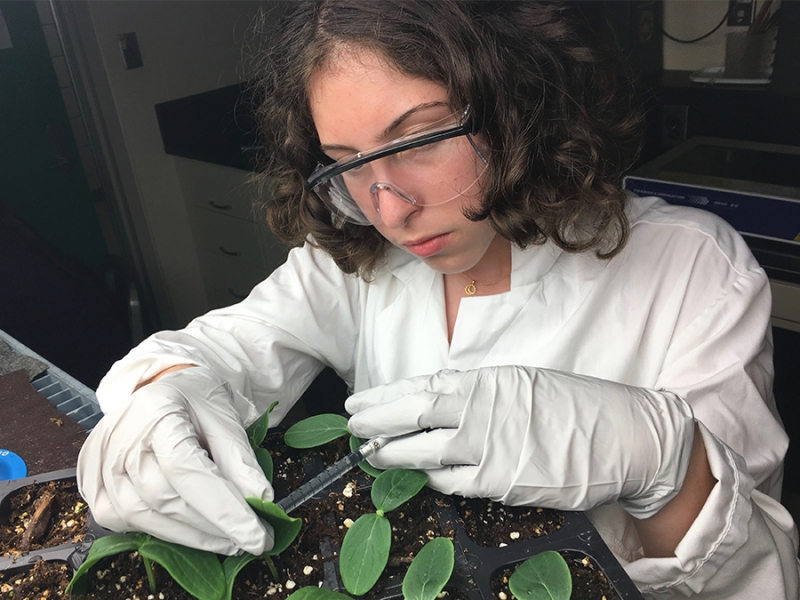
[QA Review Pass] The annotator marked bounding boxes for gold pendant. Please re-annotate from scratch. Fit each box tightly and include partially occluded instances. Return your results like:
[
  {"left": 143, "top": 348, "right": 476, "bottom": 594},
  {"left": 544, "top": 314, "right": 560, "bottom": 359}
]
[{"left": 464, "top": 281, "right": 477, "bottom": 296}]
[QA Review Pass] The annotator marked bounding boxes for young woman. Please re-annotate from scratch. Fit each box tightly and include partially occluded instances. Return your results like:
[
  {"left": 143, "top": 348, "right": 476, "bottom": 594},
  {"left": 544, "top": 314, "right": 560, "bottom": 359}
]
[{"left": 77, "top": 2, "right": 799, "bottom": 597}]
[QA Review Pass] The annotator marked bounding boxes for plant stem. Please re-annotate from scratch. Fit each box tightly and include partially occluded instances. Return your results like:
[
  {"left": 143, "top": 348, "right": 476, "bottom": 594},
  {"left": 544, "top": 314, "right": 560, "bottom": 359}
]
[
  {"left": 143, "top": 557, "right": 157, "bottom": 594},
  {"left": 265, "top": 556, "right": 279, "bottom": 582}
]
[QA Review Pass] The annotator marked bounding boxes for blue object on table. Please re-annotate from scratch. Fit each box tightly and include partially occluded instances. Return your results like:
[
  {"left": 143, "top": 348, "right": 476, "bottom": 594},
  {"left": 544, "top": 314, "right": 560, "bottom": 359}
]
[{"left": 0, "top": 449, "right": 27, "bottom": 481}]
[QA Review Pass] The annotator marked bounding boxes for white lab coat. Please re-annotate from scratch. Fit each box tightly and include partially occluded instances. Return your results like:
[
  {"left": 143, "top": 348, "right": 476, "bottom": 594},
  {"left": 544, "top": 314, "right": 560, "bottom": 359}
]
[{"left": 97, "top": 194, "right": 800, "bottom": 598}]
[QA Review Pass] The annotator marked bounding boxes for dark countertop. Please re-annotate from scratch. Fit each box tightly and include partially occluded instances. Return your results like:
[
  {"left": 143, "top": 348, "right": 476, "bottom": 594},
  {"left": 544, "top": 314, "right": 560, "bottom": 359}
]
[{"left": 0, "top": 370, "right": 85, "bottom": 477}]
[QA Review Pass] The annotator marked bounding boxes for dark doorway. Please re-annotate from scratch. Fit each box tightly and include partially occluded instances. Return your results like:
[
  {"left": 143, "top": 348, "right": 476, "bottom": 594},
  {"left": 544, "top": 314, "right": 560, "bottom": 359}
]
[{"left": 0, "top": 2, "right": 132, "bottom": 388}]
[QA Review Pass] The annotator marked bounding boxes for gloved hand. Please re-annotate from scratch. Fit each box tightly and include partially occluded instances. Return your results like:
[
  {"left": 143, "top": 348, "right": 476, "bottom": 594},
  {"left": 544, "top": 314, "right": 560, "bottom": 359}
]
[
  {"left": 77, "top": 366, "right": 275, "bottom": 555},
  {"left": 346, "top": 366, "right": 695, "bottom": 519}
]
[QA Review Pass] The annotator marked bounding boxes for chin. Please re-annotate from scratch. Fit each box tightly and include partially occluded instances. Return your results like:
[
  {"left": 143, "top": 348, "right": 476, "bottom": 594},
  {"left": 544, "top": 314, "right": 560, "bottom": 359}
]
[{"left": 422, "top": 254, "right": 479, "bottom": 275}]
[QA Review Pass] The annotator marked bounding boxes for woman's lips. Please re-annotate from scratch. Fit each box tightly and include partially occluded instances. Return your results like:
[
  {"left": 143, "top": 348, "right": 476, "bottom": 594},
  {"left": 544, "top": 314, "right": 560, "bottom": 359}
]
[{"left": 403, "top": 233, "right": 450, "bottom": 257}]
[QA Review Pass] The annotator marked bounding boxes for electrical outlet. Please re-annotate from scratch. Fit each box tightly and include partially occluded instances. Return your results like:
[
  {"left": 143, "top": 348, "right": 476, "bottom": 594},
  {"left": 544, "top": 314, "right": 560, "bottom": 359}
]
[
  {"left": 662, "top": 105, "right": 688, "bottom": 148},
  {"left": 728, "top": 0, "right": 754, "bottom": 27},
  {"left": 118, "top": 32, "right": 143, "bottom": 70}
]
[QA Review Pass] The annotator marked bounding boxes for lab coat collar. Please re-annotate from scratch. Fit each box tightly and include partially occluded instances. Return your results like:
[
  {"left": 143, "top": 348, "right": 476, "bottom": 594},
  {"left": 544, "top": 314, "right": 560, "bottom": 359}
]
[{"left": 373, "top": 241, "right": 581, "bottom": 380}]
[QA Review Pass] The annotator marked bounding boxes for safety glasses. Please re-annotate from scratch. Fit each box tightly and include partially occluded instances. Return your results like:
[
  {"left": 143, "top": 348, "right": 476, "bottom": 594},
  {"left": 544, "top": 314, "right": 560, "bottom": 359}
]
[{"left": 307, "top": 106, "right": 487, "bottom": 226}]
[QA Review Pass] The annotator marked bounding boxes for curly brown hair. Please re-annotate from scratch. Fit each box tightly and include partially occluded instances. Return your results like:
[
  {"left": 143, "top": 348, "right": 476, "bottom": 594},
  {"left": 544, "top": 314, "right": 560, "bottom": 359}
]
[{"left": 251, "top": 0, "right": 644, "bottom": 276}]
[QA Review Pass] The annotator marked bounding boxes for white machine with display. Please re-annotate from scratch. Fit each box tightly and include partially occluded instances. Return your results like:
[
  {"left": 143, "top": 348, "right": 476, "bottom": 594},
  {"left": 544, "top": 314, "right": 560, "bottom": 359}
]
[{"left": 625, "top": 136, "right": 800, "bottom": 332}]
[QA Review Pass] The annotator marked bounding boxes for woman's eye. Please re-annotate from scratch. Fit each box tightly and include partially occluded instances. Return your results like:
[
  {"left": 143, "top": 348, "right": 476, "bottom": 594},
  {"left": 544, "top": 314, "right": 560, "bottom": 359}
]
[
  {"left": 341, "top": 163, "right": 370, "bottom": 184},
  {"left": 396, "top": 142, "right": 441, "bottom": 162}
]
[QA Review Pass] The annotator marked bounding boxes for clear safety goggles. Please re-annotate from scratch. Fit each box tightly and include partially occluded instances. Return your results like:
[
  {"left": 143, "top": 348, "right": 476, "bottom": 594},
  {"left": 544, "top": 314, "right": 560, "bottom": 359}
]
[{"left": 307, "top": 106, "right": 488, "bottom": 226}]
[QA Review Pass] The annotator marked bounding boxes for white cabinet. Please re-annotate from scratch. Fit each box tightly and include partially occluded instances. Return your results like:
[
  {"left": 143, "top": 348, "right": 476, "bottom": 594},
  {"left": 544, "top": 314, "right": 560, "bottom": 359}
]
[{"left": 176, "top": 158, "right": 289, "bottom": 311}]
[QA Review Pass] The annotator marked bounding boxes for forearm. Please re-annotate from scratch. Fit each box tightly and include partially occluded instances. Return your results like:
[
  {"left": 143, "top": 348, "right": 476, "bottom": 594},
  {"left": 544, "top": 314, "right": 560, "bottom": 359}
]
[
  {"left": 96, "top": 322, "right": 325, "bottom": 423},
  {"left": 633, "top": 423, "right": 717, "bottom": 557}
]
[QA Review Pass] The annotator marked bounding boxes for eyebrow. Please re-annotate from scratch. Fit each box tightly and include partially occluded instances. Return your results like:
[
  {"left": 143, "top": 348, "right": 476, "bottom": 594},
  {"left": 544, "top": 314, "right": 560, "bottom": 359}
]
[{"left": 319, "top": 101, "right": 450, "bottom": 154}]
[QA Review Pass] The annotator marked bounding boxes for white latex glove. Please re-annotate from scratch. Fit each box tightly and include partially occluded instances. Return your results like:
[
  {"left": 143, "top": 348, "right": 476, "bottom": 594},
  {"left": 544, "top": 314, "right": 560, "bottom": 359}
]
[
  {"left": 346, "top": 367, "right": 695, "bottom": 519},
  {"left": 77, "top": 367, "right": 275, "bottom": 555}
]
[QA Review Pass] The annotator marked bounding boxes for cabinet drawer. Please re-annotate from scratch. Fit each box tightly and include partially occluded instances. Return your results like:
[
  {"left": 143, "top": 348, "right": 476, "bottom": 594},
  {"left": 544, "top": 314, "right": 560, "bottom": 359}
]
[
  {"left": 199, "top": 250, "right": 270, "bottom": 309},
  {"left": 191, "top": 207, "right": 286, "bottom": 270},
  {"left": 177, "top": 158, "right": 273, "bottom": 223}
]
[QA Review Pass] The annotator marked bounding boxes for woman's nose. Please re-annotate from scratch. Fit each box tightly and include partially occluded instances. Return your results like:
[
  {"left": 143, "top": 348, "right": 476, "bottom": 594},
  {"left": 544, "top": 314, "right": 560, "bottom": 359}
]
[{"left": 371, "top": 183, "right": 420, "bottom": 228}]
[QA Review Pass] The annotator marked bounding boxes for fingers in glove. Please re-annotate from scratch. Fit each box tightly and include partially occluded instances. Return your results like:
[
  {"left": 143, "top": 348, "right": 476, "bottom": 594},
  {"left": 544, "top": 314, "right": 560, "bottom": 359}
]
[
  {"left": 81, "top": 419, "right": 273, "bottom": 555},
  {"left": 77, "top": 429, "right": 130, "bottom": 533},
  {"left": 188, "top": 387, "right": 274, "bottom": 503},
  {"left": 140, "top": 415, "right": 273, "bottom": 554},
  {"left": 348, "top": 387, "right": 470, "bottom": 439},
  {"left": 423, "top": 465, "right": 508, "bottom": 502},
  {"left": 345, "top": 374, "right": 434, "bottom": 414},
  {"left": 77, "top": 417, "right": 117, "bottom": 522},
  {"left": 78, "top": 374, "right": 275, "bottom": 555},
  {"left": 366, "top": 429, "right": 481, "bottom": 470},
  {"left": 110, "top": 456, "right": 272, "bottom": 555}
]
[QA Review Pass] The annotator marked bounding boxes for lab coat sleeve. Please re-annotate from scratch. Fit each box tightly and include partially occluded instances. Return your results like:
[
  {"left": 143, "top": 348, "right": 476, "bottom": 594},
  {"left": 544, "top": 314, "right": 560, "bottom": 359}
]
[
  {"left": 95, "top": 243, "right": 361, "bottom": 426},
  {"left": 625, "top": 234, "right": 800, "bottom": 597}
]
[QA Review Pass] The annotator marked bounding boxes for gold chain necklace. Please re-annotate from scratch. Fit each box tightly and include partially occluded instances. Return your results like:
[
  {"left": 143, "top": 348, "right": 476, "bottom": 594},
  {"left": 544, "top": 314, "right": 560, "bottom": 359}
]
[{"left": 459, "top": 270, "right": 509, "bottom": 296}]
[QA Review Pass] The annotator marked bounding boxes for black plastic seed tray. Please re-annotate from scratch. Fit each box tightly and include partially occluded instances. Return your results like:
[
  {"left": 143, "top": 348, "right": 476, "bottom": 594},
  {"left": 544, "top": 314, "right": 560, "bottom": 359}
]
[
  {"left": 295, "top": 469, "right": 644, "bottom": 600},
  {"left": 1, "top": 433, "right": 646, "bottom": 600},
  {"left": 450, "top": 507, "right": 643, "bottom": 600},
  {"left": 0, "top": 468, "right": 111, "bottom": 576}
]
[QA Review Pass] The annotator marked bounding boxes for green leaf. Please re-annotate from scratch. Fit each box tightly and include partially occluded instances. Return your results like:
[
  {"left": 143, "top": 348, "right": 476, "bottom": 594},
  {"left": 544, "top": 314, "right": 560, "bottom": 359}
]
[
  {"left": 350, "top": 435, "right": 383, "bottom": 478},
  {"left": 339, "top": 513, "right": 391, "bottom": 596},
  {"left": 371, "top": 469, "right": 428, "bottom": 513},
  {"left": 402, "top": 538, "right": 455, "bottom": 600},
  {"left": 246, "top": 497, "right": 303, "bottom": 555},
  {"left": 254, "top": 446, "right": 274, "bottom": 482},
  {"left": 287, "top": 588, "right": 353, "bottom": 600},
  {"left": 508, "top": 551, "right": 572, "bottom": 600},
  {"left": 66, "top": 532, "right": 147, "bottom": 592},
  {"left": 284, "top": 414, "right": 349, "bottom": 448},
  {"left": 246, "top": 401, "right": 279, "bottom": 447},
  {"left": 222, "top": 553, "right": 259, "bottom": 600},
  {"left": 139, "top": 537, "right": 226, "bottom": 600}
]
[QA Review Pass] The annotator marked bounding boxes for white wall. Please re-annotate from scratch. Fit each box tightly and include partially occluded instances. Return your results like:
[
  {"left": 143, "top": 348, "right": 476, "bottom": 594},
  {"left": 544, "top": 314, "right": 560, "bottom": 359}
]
[
  {"left": 663, "top": 0, "right": 781, "bottom": 72},
  {"left": 663, "top": 0, "right": 729, "bottom": 71},
  {"left": 80, "top": 1, "right": 268, "bottom": 328}
]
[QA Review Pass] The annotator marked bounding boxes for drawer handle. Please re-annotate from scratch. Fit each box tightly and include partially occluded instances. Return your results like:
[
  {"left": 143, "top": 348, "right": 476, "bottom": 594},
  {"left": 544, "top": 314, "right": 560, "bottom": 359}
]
[
  {"left": 228, "top": 288, "right": 248, "bottom": 300},
  {"left": 209, "top": 201, "right": 233, "bottom": 210},
  {"left": 219, "top": 246, "right": 241, "bottom": 257}
]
